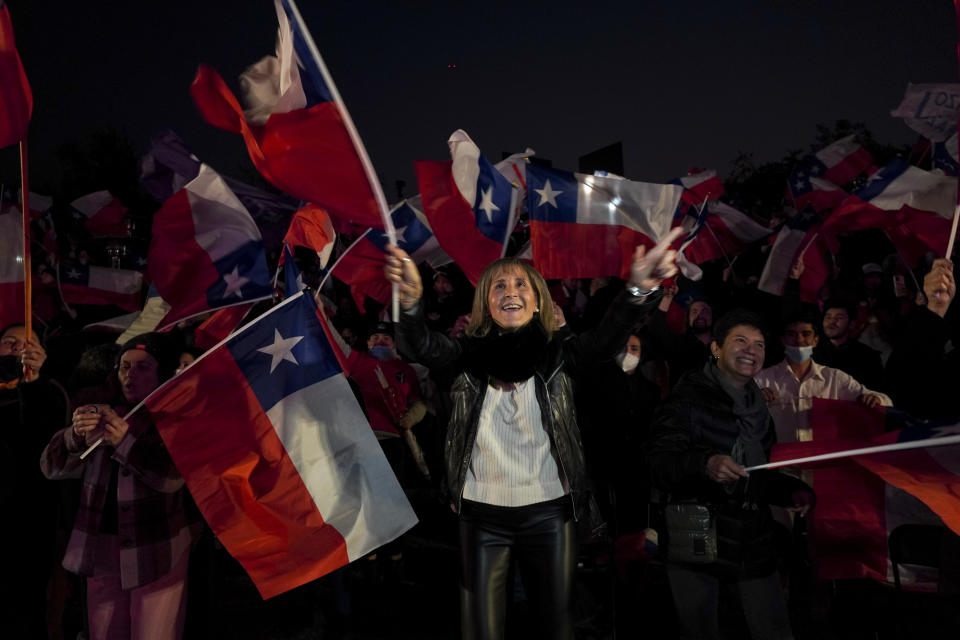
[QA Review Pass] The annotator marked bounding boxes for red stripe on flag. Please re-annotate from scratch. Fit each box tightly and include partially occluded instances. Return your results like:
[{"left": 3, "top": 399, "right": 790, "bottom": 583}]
[
  {"left": 190, "top": 65, "right": 381, "bottom": 229},
  {"left": 530, "top": 219, "right": 654, "bottom": 280},
  {"left": 146, "top": 348, "right": 349, "bottom": 599},
  {"left": 416, "top": 159, "right": 504, "bottom": 285},
  {"left": 0, "top": 6, "right": 32, "bottom": 148}
]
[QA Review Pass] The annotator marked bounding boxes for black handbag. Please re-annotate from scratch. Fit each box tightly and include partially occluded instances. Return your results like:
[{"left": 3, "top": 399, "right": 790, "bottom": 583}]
[{"left": 664, "top": 501, "right": 717, "bottom": 564}]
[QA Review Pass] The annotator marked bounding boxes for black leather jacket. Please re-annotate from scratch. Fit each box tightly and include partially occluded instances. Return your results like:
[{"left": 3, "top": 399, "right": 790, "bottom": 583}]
[{"left": 397, "top": 290, "right": 661, "bottom": 536}]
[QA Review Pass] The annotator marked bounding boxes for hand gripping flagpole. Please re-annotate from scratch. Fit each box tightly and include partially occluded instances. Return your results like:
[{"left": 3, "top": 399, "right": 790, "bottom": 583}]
[{"left": 282, "top": 0, "right": 399, "bottom": 321}]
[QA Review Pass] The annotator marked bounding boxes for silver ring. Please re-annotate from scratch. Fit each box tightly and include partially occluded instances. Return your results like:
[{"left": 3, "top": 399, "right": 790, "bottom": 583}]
[{"left": 401, "top": 258, "right": 411, "bottom": 263}]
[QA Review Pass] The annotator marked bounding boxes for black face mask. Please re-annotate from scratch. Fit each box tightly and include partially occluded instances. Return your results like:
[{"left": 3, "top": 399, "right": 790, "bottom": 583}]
[
  {"left": 463, "top": 318, "right": 549, "bottom": 383},
  {"left": 0, "top": 355, "right": 22, "bottom": 382}
]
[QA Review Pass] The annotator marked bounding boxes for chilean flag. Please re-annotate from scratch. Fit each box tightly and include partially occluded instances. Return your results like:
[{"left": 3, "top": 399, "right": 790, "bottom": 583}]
[
  {"left": 526, "top": 164, "right": 683, "bottom": 279},
  {"left": 768, "top": 400, "right": 959, "bottom": 586},
  {"left": 69, "top": 191, "right": 130, "bottom": 238},
  {"left": 680, "top": 201, "right": 772, "bottom": 265},
  {"left": 148, "top": 164, "right": 273, "bottom": 330},
  {"left": 0, "top": 3, "right": 31, "bottom": 148},
  {"left": 416, "top": 130, "right": 516, "bottom": 285},
  {"left": 820, "top": 159, "right": 955, "bottom": 265},
  {"left": 333, "top": 197, "right": 449, "bottom": 307},
  {"left": 673, "top": 168, "right": 725, "bottom": 207},
  {"left": 140, "top": 129, "right": 299, "bottom": 254},
  {"left": 757, "top": 208, "right": 823, "bottom": 298},
  {"left": 140, "top": 291, "right": 417, "bottom": 599},
  {"left": 0, "top": 209, "right": 24, "bottom": 328},
  {"left": 57, "top": 263, "right": 143, "bottom": 312},
  {"left": 190, "top": 0, "right": 381, "bottom": 229}
]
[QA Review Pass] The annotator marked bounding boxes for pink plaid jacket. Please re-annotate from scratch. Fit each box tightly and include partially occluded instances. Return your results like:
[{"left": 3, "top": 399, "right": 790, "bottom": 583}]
[{"left": 41, "top": 407, "right": 199, "bottom": 589}]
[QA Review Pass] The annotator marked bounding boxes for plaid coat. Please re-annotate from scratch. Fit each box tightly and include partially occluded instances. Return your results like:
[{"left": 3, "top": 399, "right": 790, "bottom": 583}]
[{"left": 40, "top": 406, "right": 198, "bottom": 590}]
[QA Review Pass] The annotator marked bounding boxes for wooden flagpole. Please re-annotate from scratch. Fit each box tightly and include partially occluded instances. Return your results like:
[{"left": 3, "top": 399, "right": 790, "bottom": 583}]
[{"left": 19, "top": 139, "right": 32, "bottom": 350}]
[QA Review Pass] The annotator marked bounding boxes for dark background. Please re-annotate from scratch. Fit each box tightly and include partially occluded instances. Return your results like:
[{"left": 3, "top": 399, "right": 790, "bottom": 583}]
[{"left": 1, "top": 0, "right": 956, "bottom": 201}]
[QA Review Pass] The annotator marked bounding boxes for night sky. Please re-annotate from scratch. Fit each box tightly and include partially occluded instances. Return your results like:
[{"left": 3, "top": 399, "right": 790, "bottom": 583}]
[{"left": 2, "top": 0, "right": 957, "bottom": 202}]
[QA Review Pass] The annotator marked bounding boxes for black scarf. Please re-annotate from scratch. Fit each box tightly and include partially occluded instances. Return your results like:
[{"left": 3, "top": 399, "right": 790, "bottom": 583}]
[{"left": 462, "top": 318, "right": 550, "bottom": 383}]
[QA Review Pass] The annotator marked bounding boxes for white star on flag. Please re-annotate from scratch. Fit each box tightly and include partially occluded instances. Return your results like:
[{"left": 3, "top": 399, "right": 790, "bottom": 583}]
[
  {"left": 222, "top": 266, "right": 251, "bottom": 299},
  {"left": 66, "top": 268, "right": 81, "bottom": 279},
  {"left": 535, "top": 180, "right": 562, "bottom": 208},
  {"left": 394, "top": 225, "right": 408, "bottom": 245},
  {"left": 257, "top": 328, "right": 304, "bottom": 373},
  {"left": 477, "top": 186, "right": 500, "bottom": 222}
]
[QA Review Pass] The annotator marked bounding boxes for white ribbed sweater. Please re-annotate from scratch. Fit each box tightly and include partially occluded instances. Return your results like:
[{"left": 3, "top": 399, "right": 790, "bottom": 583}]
[{"left": 462, "top": 378, "right": 566, "bottom": 507}]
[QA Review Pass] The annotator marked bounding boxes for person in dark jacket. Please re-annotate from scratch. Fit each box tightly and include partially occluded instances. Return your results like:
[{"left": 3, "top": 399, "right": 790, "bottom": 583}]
[
  {"left": 886, "top": 257, "right": 957, "bottom": 419},
  {"left": 384, "top": 229, "right": 683, "bottom": 640},
  {"left": 647, "top": 309, "right": 814, "bottom": 640},
  {"left": 0, "top": 324, "right": 69, "bottom": 638},
  {"left": 814, "top": 299, "right": 884, "bottom": 390}
]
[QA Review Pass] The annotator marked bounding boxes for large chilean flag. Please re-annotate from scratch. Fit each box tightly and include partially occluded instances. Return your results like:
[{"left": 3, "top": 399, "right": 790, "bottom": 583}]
[
  {"left": 148, "top": 164, "right": 273, "bottom": 330},
  {"left": 141, "top": 292, "right": 417, "bottom": 598}
]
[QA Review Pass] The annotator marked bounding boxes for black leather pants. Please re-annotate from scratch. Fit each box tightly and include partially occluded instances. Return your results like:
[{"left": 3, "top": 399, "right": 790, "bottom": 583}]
[{"left": 459, "top": 497, "right": 576, "bottom": 640}]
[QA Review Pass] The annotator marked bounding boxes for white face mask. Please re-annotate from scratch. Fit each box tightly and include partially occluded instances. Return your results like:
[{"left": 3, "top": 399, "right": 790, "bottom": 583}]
[
  {"left": 784, "top": 345, "right": 814, "bottom": 364},
  {"left": 615, "top": 352, "right": 640, "bottom": 373}
]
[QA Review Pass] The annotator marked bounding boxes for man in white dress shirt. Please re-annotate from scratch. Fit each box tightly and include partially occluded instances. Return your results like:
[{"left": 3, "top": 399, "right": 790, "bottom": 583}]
[{"left": 754, "top": 309, "right": 892, "bottom": 444}]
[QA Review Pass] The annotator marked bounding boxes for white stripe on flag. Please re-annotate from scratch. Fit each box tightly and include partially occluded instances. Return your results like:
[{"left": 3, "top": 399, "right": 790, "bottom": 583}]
[{"left": 264, "top": 374, "right": 417, "bottom": 559}]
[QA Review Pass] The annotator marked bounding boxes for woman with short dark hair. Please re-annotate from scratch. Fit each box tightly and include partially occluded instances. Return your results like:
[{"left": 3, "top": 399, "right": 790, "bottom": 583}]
[{"left": 647, "top": 309, "right": 814, "bottom": 639}]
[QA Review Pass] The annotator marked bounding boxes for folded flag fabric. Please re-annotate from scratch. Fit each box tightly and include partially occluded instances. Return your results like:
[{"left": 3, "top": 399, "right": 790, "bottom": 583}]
[
  {"left": 416, "top": 130, "right": 517, "bottom": 285},
  {"left": 0, "top": 4, "right": 31, "bottom": 148},
  {"left": 140, "top": 129, "right": 300, "bottom": 253},
  {"left": 891, "top": 83, "right": 960, "bottom": 142},
  {"left": 194, "top": 302, "right": 256, "bottom": 351},
  {"left": 333, "top": 197, "right": 449, "bottom": 307},
  {"left": 282, "top": 243, "right": 305, "bottom": 298},
  {"left": 933, "top": 133, "right": 958, "bottom": 176},
  {"left": 673, "top": 168, "right": 725, "bottom": 207},
  {"left": 57, "top": 263, "right": 142, "bottom": 312},
  {"left": 283, "top": 204, "right": 336, "bottom": 267},
  {"left": 140, "top": 291, "right": 417, "bottom": 598},
  {"left": 115, "top": 284, "right": 171, "bottom": 344},
  {"left": 526, "top": 164, "right": 683, "bottom": 279},
  {"left": 190, "top": 0, "right": 382, "bottom": 228},
  {"left": 149, "top": 164, "right": 273, "bottom": 330},
  {"left": 69, "top": 191, "right": 130, "bottom": 238},
  {"left": 0, "top": 208, "right": 24, "bottom": 328}
]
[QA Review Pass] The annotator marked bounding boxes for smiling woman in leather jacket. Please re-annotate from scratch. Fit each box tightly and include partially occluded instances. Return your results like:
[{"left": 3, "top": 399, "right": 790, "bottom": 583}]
[{"left": 384, "top": 230, "right": 682, "bottom": 640}]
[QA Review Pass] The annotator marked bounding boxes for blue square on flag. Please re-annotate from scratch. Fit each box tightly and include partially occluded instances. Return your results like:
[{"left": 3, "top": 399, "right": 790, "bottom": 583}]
[
  {"left": 227, "top": 294, "right": 341, "bottom": 412},
  {"left": 369, "top": 203, "right": 432, "bottom": 254},
  {"left": 473, "top": 158, "right": 514, "bottom": 242},
  {"left": 527, "top": 166, "right": 577, "bottom": 223}
]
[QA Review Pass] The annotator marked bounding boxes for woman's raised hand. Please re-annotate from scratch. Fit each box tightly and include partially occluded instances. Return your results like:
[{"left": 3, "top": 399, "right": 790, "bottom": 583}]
[
  {"left": 384, "top": 245, "right": 424, "bottom": 309},
  {"left": 629, "top": 227, "right": 684, "bottom": 291}
]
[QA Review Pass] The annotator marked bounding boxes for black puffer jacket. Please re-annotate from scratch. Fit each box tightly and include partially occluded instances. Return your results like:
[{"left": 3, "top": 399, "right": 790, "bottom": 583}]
[
  {"left": 398, "top": 291, "right": 660, "bottom": 537},
  {"left": 646, "top": 366, "right": 812, "bottom": 577}
]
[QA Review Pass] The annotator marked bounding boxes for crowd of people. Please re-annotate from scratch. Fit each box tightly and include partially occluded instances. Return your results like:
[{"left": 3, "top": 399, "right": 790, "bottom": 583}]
[{"left": 1, "top": 200, "right": 958, "bottom": 638}]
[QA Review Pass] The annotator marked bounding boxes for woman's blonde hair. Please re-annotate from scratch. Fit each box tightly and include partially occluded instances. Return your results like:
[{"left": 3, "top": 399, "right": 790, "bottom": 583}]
[{"left": 464, "top": 258, "right": 556, "bottom": 339}]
